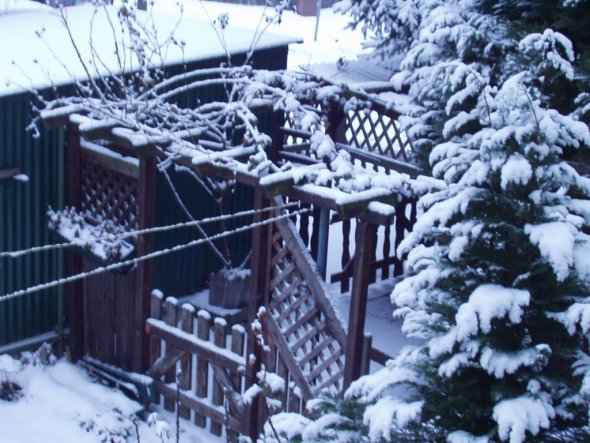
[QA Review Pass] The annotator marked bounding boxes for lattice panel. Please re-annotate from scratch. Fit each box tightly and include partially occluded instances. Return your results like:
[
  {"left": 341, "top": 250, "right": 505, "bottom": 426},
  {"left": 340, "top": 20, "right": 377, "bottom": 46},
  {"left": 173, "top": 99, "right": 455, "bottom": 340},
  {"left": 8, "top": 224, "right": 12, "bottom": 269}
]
[
  {"left": 268, "top": 230, "right": 345, "bottom": 395},
  {"left": 346, "top": 109, "right": 412, "bottom": 163},
  {"left": 80, "top": 159, "right": 139, "bottom": 230}
]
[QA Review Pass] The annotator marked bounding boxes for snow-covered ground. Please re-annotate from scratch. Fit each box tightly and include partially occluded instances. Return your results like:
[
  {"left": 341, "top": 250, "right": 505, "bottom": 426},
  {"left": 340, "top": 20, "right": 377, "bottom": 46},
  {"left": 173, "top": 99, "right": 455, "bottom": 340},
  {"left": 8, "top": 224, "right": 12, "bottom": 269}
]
[{"left": 0, "top": 350, "right": 221, "bottom": 443}]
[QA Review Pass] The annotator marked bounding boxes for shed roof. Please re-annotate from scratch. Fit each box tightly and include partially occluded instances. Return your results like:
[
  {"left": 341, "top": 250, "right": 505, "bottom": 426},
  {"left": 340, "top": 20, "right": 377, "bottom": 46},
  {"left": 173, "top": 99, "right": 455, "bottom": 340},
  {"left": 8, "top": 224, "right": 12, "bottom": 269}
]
[{"left": 0, "top": 2, "right": 299, "bottom": 97}]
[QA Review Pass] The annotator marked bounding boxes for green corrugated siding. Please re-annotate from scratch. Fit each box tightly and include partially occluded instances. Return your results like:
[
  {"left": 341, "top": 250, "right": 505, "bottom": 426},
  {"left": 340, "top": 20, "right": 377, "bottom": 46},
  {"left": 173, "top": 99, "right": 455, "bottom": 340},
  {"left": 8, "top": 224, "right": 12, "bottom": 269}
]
[
  {"left": 0, "top": 44, "right": 289, "bottom": 343},
  {"left": 152, "top": 46, "right": 288, "bottom": 296},
  {"left": 0, "top": 91, "right": 65, "bottom": 345}
]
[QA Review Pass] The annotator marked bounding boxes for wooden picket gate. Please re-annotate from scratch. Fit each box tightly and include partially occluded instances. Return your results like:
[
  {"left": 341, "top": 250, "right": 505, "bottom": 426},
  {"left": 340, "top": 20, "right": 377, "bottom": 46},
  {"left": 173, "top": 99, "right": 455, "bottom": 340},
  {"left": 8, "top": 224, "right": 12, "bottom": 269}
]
[{"left": 146, "top": 293, "right": 248, "bottom": 439}]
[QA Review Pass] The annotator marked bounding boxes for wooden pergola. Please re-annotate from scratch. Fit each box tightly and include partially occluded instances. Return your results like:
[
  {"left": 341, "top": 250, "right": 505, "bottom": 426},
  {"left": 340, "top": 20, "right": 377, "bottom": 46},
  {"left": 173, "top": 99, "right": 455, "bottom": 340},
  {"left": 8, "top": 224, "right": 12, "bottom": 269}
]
[{"left": 42, "top": 74, "right": 420, "bottom": 439}]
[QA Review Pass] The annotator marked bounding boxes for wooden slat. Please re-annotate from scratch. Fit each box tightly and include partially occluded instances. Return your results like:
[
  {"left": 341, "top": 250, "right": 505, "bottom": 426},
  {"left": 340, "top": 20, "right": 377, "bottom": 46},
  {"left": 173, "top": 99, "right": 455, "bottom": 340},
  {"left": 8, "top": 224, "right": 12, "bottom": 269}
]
[
  {"left": 298, "top": 337, "right": 333, "bottom": 366},
  {"left": 307, "top": 350, "right": 343, "bottom": 383},
  {"left": 163, "top": 299, "right": 178, "bottom": 412},
  {"left": 147, "top": 346, "right": 186, "bottom": 380},
  {"left": 211, "top": 365, "right": 244, "bottom": 419},
  {"left": 290, "top": 321, "right": 327, "bottom": 352},
  {"left": 281, "top": 304, "right": 319, "bottom": 339},
  {"left": 269, "top": 261, "right": 296, "bottom": 289},
  {"left": 195, "top": 311, "right": 211, "bottom": 428},
  {"left": 154, "top": 381, "right": 243, "bottom": 433},
  {"left": 315, "top": 369, "right": 344, "bottom": 393},
  {"left": 211, "top": 319, "right": 227, "bottom": 436},
  {"left": 269, "top": 274, "right": 302, "bottom": 307},
  {"left": 275, "top": 288, "right": 311, "bottom": 324},
  {"left": 228, "top": 325, "right": 245, "bottom": 443},
  {"left": 179, "top": 305, "right": 194, "bottom": 420},
  {"left": 265, "top": 315, "right": 313, "bottom": 400}
]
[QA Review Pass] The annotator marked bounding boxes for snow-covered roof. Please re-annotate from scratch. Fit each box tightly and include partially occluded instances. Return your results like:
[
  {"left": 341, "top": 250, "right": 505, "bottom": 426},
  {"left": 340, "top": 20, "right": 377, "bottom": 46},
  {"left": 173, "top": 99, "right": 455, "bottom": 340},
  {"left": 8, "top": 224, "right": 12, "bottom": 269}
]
[
  {"left": 0, "top": 2, "right": 299, "bottom": 97},
  {"left": 0, "top": 0, "right": 51, "bottom": 15}
]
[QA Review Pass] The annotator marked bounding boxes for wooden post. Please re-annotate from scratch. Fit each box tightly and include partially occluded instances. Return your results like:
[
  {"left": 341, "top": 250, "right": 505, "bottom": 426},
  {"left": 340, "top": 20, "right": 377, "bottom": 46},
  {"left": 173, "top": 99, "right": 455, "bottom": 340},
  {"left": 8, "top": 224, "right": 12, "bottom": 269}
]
[
  {"left": 341, "top": 218, "right": 351, "bottom": 293},
  {"left": 343, "top": 220, "right": 376, "bottom": 390},
  {"left": 136, "top": 153, "right": 156, "bottom": 372},
  {"left": 361, "top": 333, "right": 373, "bottom": 376},
  {"left": 149, "top": 290, "right": 163, "bottom": 404},
  {"left": 65, "top": 122, "right": 84, "bottom": 361},
  {"left": 178, "top": 304, "right": 194, "bottom": 419},
  {"left": 163, "top": 298, "right": 178, "bottom": 412},
  {"left": 245, "top": 186, "right": 272, "bottom": 440},
  {"left": 211, "top": 318, "right": 227, "bottom": 436},
  {"left": 316, "top": 207, "right": 330, "bottom": 280},
  {"left": 195, "top": 310, "right": 211, "bottom": 428},
  {"left": 270, "top": 110, "right": 285, "bottom": 164}
]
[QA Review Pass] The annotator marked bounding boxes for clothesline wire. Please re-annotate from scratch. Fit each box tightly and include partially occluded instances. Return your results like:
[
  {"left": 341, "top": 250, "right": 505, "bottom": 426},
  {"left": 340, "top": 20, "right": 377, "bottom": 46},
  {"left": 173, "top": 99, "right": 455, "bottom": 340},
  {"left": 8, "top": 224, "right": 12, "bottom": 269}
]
[
  {"left": 0, "top": 202, "right": 299, "bottom": 259},
  {"left": 0, "top": 206, "right": 309, "bottom": 303}
]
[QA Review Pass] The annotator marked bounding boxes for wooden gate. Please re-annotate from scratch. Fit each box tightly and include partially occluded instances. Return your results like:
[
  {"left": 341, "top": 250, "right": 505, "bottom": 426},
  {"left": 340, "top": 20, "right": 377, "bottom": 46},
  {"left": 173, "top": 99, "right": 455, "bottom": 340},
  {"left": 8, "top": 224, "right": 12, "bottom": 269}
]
[
  {"left": 64, "top": 125, "right": 155, "bottom": 372},
  {"left": 146, "top": 292, "right": 248, "bottom": 440}
]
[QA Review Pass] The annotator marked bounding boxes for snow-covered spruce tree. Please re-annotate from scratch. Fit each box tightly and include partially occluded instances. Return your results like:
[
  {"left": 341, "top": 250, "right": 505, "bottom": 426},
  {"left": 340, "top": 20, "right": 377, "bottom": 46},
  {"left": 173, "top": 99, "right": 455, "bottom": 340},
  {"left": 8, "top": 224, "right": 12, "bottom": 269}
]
[
  {"left": 338, "top": 0, "right": 512, "bottom": 172},
  {"left": 264, "top": 30, "right": 590, "bottom": 443}
]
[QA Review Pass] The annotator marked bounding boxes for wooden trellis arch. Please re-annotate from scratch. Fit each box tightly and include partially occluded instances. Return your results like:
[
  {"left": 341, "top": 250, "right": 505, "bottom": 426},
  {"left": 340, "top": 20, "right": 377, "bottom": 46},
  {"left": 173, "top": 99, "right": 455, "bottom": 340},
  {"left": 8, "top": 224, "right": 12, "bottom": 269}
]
[{"left": 42, "top": 77, "right": 420, "bottom": 440}]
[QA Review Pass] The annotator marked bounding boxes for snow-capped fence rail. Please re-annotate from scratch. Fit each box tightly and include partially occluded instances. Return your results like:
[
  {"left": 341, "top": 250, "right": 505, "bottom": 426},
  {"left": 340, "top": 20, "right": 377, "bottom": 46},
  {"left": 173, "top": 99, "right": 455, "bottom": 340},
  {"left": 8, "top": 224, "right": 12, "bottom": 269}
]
[
  {"left": 146, "top": 292, "right": 248, "bottom": 440},
  {"left": 275, "top": 96, "right": 419, "bottom": 292}
]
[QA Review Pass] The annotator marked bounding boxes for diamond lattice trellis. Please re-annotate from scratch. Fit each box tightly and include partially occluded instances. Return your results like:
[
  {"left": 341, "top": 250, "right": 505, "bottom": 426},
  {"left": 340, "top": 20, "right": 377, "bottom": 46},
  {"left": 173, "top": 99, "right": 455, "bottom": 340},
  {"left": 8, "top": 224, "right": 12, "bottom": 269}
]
[
  {"left": 81, "top": 160, "right": 139, "bottom": 230},
  {"left": 267, "top": 228, "right": 345, "bottom": 395},
  {"left": 346, "top": 108, "right": 412, "bottom": 162}
]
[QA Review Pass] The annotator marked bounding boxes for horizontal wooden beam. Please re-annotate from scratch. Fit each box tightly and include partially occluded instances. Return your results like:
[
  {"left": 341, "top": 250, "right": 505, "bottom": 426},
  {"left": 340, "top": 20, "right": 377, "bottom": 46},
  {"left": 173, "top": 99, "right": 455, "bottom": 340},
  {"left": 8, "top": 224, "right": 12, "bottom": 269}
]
[
  {"left": 286, "top": 184, "right": 396, "bottom": 225},
  {"left": 145, "top": 318, "right": 245, "bottom": 373},
  {"left": 80, "top": 140, "right": 139, "bottom": 179},
  {"left": 335, "top": 143, "right": 421, "bottom": 177}
]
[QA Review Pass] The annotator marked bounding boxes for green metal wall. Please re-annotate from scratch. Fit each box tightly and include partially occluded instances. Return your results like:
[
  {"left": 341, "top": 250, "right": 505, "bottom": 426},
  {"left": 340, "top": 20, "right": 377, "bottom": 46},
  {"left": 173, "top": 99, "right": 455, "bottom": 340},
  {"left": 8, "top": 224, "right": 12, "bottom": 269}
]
[
  {"left": 0, "top": 44, "right": 289, "bottom": 343},
  {"left": 0, "top": 91, "right": 65, "bottom": 346},
  {"left": 153, "top": 46, "right": 288, "bottom": 296}
]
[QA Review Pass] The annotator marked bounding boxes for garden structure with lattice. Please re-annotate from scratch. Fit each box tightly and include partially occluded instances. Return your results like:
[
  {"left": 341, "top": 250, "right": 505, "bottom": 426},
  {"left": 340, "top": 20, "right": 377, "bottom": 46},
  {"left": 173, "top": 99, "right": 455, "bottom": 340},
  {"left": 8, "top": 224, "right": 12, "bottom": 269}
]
[{"left": 41, "top": 70, "right": 420, "bottom": 440}]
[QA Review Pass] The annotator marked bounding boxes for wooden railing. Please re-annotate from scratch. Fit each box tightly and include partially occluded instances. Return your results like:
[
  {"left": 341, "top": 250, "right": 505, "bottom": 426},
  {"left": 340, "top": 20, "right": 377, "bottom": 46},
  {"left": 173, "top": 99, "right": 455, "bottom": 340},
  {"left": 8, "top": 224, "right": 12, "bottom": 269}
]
[
  {"left": 263, "top": 216, "right": 374, "bottom": 402},
  {"left": 273, "top": 96, "right": 420, "bottom": 294}
]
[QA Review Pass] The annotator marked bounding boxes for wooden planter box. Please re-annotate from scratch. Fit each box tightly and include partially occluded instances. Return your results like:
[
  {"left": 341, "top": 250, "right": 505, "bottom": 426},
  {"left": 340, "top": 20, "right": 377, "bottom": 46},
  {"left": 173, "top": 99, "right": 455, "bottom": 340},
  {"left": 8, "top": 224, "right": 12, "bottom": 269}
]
[{"left": 208, "top": 270, "right": 251, "bottom": 309}]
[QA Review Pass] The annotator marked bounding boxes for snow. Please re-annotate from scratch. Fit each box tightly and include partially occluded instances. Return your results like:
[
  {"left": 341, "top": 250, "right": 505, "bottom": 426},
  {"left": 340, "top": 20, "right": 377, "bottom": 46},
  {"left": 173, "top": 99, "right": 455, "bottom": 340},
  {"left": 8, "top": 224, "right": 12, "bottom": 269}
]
[
  {"left": 257, "top": 369, "right": 285, "bottom": 393},
  {"left": 131, "top": 0, "right": 369, "bottom": 72},
  {"left": 47, "top": 207, "right": 135, "bottom": 263},
  {"left": 151, "top": 1, "right": 367, "bottom": 72},
  {"left": 0, "top": 0, "right": 50, "bottom": 15},
  {"left": 493, "top": 396, "right": 555, "bottom": 443},
  {"left": 525, "top": 222, "right": 576, "bottom": 282},
  {"left": 363, "top": 397, "right": 423, "bottom": 440},
  {"left": 455, "top": 285, "right": 530, "bottom": 341},
  {"left": 500, "top": 155, "right": 532, "bottom": 190},
  {"left": 0, "top": 0, "right": 367, "bottom": 96},
  {"left": 0, "top": 352, "right": 218, "bottom": 443},
  {"left": 0, "top": 2, "right": 298, "bottom": 97}
]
